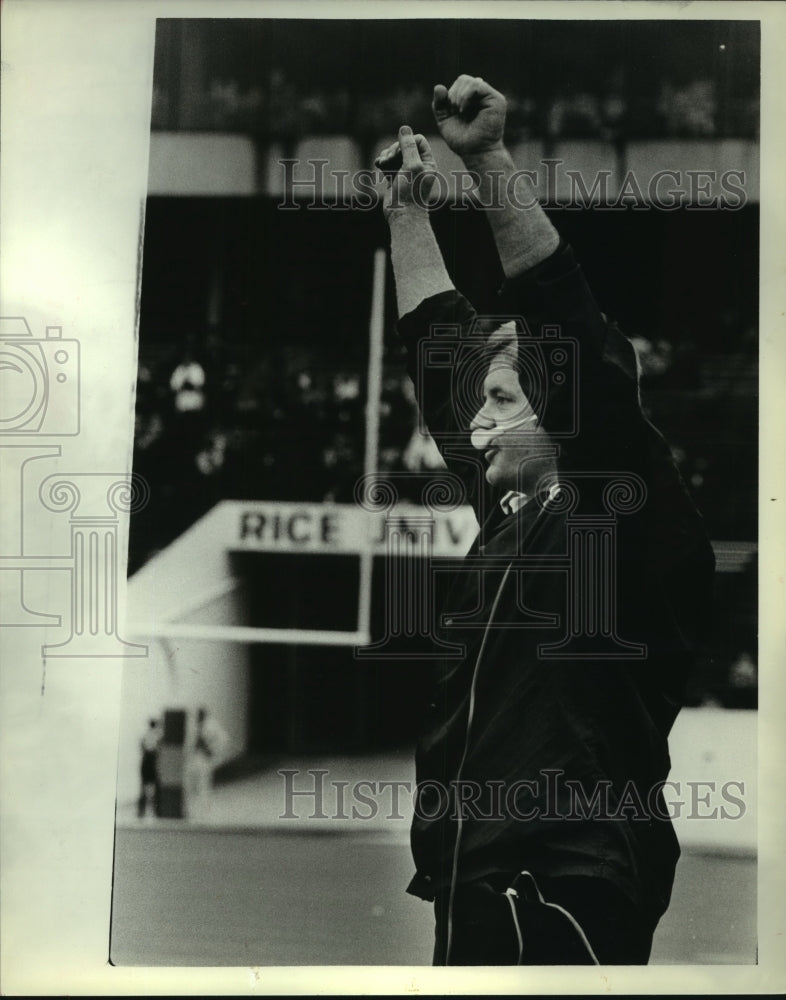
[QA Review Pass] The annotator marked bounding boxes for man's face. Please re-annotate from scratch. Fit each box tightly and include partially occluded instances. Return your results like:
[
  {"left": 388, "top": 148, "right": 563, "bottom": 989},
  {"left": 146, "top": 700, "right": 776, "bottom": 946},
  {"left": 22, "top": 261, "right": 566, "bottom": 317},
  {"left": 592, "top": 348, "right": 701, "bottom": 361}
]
[{"left": 469, "top": 361, "right": 557, "bottom": 493}]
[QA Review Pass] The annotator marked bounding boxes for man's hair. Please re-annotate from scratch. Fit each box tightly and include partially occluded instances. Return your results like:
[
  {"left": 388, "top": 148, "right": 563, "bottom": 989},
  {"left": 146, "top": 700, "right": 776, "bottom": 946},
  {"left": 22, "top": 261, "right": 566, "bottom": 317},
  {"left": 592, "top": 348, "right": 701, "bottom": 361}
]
[{"left": 480, "top": 321, "right": 542, "bottom": 417}]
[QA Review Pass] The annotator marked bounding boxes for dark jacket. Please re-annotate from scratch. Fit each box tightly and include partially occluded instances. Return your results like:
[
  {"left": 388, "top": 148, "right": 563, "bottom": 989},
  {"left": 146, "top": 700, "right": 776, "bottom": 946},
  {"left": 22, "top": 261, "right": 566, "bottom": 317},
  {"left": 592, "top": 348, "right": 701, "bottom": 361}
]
[{"left": 398, "top": 243, "right": 715, "bottom": 924}]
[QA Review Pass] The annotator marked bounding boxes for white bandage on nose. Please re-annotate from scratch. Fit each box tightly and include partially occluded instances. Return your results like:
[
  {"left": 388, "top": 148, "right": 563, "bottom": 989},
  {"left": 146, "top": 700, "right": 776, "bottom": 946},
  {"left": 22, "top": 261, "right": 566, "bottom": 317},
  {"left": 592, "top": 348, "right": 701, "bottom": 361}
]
[
  {"left": 470, "top": 410, "right": 538, "bottom": 450},
  {"left": 497, "top": 411, "right": 539, "bottom": 431},
  {"left": 470, "top": 423, "right": 496, "bottom": 450}
]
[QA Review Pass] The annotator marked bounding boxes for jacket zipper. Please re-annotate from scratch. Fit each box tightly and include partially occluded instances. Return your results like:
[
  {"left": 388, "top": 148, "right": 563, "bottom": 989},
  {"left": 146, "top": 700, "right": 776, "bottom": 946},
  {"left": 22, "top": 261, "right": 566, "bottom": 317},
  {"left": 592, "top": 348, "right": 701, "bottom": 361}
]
[
  {"left": 444, "top": 559, "right": 513, "bottom": 965},
  {"left": 443, "top": 491, "right": 561, "bottom": 964}
]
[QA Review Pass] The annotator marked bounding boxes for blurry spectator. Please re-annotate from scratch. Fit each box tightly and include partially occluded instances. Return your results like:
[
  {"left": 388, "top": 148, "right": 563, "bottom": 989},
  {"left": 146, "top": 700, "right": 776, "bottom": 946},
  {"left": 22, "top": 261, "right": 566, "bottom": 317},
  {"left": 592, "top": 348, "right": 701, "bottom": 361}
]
[
  {"left": 730, "top": 651, "right": 757, "bottom": 687},
  {"left": 688, "top": 455, "right": 710, "bottom": 494},
  {"left": 187, "top": 706, "right": 229, "bottom": 819},
  {"left": 300, "top": 91, "right": 330, "bottom": 132},
  {"left": 377, "top": 373, "right": 419, "bottom": 474},
  {"left": 135, "top": 410, "right": 164, "bottom": 453},
  {"left": 332, "top": 372, "right": 361, "bottom": 403},
  {"left": 205, "top": 78, "right": 263, "bottom": 130},
  {"left": 378, "top": 445, "right": 402, "bottom": 472},
  {"left": 170, "top": 349, "right": 206, "bottom": 414},
  {"left": 137, "top": 359, "right": 154, "bottom": 392},
  {"left": 504, "top": 95, "right": 538, "bottom": 141},
  {"left": 137, "top": 718, "right": 162, "bottom": 819},
  {"left": 169, "top": 345, "right": 209, "bottom": 478},
  {"left": 321, "top": 430, "right": 362, "bottom": 502},
  {"left": 267, "top": 69, "right": 300, "bottom": 144},
  {"left": 195, "top": 429, "right": 228, "bottom": 478},
  {"left": 658, "top": 79, "right": 716, "bottom": 136},
  {"left": 547, "top": 91, "right": 603, "bottom": 138},
  {"left": 402, "top": 427, "right": 445, "bottom": 472},
  {"left": 727, "top": 651, "right": 757, "bottom": 709},
  {"left": 599, "top": 67, "right": 627, "bottom": 142},
  {"left": 600, "top": 94, "right": 626, "bottom": 142},
  {"left": 628, "top": 335, "right": 674, "bottom": 382}
]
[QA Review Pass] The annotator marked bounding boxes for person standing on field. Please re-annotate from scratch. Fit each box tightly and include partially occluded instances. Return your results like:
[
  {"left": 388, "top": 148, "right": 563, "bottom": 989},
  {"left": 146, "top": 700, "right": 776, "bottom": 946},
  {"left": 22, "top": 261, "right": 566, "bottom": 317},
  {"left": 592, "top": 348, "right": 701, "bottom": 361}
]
[{"left": 376, "top": 75, "right": 714, "bottom": 965}]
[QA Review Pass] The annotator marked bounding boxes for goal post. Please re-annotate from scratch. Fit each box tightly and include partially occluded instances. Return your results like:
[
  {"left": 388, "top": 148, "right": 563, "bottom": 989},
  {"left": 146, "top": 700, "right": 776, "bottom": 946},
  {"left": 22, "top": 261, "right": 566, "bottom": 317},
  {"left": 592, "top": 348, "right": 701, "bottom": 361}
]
[{"left": 128, "top": 248, "right": 387, "bottom": 648}]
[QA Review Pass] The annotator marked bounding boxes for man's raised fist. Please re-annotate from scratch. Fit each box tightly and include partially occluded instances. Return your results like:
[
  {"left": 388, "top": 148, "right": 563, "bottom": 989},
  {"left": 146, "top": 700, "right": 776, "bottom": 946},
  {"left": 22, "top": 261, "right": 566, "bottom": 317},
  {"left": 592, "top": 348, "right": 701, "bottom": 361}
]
[{"left": 432, "top": 75, "right": 507, "bottom": 158}]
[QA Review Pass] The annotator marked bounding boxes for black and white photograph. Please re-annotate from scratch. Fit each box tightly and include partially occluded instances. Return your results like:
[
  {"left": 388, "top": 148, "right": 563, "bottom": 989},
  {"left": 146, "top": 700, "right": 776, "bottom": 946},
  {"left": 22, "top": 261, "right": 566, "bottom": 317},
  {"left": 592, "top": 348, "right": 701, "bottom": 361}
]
[{"left": 1, "top": 2, "right": 784, "bottom": 994}]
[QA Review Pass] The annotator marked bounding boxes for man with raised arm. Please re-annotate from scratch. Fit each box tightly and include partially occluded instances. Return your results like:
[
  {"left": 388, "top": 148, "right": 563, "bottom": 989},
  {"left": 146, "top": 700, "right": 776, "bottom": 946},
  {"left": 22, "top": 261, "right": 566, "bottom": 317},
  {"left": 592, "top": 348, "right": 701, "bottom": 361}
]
[{"left": 376, "top": 76, "right": 715, "bottom": 966}]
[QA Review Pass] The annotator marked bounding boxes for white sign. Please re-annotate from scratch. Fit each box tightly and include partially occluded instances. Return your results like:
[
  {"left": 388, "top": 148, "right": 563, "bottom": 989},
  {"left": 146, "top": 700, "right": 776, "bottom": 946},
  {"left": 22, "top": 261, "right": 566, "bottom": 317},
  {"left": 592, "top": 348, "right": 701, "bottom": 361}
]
[{"left": 232, "top": 501, "right": 479, "bottom": 556}]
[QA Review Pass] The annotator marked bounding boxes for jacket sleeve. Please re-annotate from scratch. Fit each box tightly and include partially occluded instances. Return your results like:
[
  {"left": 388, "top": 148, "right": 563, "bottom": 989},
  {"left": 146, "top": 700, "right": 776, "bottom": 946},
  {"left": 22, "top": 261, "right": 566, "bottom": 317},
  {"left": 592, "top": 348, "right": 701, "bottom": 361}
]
[
  {"left": 501, "top": 243, "right": 716, "bottom": 663},
  {"left": 497, "top": 241, "right": 646, "bottom": 477},
  {"left": 397, "top": 289, "right": 496, "bottom": 524}
]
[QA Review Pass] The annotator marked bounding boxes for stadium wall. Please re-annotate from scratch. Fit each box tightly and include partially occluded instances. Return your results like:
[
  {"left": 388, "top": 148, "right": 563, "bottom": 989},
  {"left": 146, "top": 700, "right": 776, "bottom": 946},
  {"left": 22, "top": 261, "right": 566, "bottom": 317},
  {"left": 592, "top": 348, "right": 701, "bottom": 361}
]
[{"left": 148, "top": 133, "right": 760, "bottom": 203}]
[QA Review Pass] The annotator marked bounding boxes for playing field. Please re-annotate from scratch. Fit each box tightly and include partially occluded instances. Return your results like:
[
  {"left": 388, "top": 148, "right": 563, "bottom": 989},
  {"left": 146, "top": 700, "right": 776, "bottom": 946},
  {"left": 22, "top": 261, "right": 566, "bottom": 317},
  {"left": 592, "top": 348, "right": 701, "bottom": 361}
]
[{"left": 110, "top": 827, "right": 755, "bottom": 966}]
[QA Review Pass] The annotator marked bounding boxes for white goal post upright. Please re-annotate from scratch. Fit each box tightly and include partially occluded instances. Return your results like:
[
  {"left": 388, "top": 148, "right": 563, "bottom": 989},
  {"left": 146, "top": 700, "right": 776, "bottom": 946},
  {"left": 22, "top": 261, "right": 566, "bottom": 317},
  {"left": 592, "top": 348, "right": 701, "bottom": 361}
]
[
  {"left": 130, "top": 247, "right": 387, "bottom": 647},
  {"left": 356, "top": 247, "right": 387, "bottom": 645}
]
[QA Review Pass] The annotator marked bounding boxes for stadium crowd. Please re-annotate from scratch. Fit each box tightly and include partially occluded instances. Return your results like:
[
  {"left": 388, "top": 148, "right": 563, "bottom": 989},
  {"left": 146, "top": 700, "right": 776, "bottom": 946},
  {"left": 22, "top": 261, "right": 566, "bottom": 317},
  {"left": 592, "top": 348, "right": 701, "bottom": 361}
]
[
  {"left": 150, "top": 20, "right": 759, "bottom": 143},
  {"left": 131, "top": 319, "right": 756, "bottom": 568}
]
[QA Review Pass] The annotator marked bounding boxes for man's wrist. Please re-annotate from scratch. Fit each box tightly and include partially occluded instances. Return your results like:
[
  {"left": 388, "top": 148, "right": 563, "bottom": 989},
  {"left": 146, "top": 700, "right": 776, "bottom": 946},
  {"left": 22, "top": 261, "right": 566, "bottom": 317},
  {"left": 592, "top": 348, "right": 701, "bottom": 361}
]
[
  {"left": 461, "top": 143, "right": 512, "bottom": 173},
  {"left": 388, "top": 203, "right": 453, "bottom": 317},
  {"left": 386, "top": 202, "right": 432, "bottom": 228}
]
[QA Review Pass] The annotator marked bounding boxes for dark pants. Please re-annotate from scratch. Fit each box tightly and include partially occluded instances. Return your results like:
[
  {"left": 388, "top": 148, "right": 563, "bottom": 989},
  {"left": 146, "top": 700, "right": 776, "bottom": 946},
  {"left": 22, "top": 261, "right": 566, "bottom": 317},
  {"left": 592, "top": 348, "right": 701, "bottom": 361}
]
[
  {"left": 138, "top": 751, "right": 160, "bottom": 817},
  {"left": 433, "top": 874, "right": 654, "bottom": 965}
]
